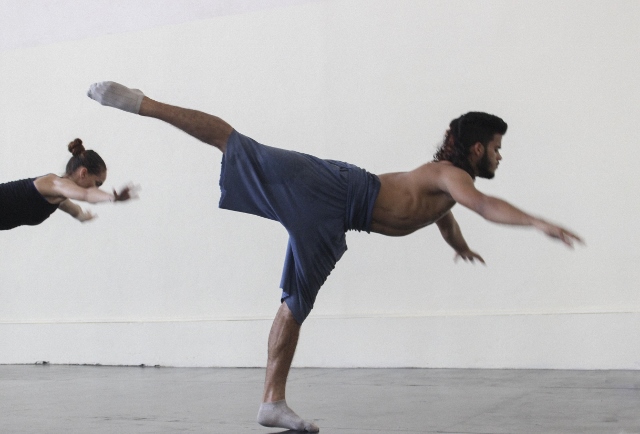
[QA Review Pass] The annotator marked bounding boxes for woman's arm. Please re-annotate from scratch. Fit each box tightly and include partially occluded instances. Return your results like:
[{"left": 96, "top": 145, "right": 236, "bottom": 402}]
[
  {"left": 35, "top": 174, "right": 137, "bottom": 204},
  {"left": 58, "top": 199, "right": 96, "bottom": 222},
  {"left": 50, "top": 177, "right": 114, "bottom": 203}
]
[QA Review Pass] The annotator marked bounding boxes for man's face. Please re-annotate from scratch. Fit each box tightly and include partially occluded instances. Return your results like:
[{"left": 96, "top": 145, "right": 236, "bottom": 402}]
[{"left": 476, "top": 134, "right": 502, "bottom": 179}]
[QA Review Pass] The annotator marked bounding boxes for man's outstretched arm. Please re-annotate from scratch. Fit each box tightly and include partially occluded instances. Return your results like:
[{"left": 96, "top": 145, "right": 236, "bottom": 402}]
[
  {"left": 439, "top": 168, "right": 583, "bottom": 248},
  {"left": 435, "top": 211, "right": 485, "bottom": 263}
]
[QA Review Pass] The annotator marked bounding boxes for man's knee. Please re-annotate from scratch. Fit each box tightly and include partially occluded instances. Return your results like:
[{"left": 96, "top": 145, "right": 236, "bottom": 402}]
[
  {"left": 280, "top": 295, "right": 311, "bottom": 326},
  {"left": 279, "top": 300, "right": 297, "bottom": 320}
]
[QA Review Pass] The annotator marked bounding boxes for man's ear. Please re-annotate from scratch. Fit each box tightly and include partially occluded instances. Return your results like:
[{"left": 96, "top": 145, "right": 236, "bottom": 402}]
[{"left": 470, "top": 142, "right": 485, "bottom": 159}]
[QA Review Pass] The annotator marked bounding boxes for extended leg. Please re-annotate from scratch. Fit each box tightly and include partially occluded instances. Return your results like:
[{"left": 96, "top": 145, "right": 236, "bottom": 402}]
[
  {"left": 257, "top": 302, "right": 319, "bottom": 432},
  {"left": 87, "top": 81, "right": 232, "bottom": 152}
]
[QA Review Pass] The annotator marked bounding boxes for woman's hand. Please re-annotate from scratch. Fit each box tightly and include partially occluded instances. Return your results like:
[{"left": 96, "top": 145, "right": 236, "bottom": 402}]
[{"left": 113, "top": 184, "right": 140, "bottom": 202}]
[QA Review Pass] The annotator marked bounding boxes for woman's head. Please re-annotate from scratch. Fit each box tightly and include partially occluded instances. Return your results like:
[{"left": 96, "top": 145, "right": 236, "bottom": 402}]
[{"left": 65, "top": 139, "right": 107, "bottom": 188}]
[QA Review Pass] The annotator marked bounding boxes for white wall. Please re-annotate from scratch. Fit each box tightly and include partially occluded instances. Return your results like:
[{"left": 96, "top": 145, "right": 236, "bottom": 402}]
[{"left": 1, "top": 0, "right": 638, "bottom": 369}]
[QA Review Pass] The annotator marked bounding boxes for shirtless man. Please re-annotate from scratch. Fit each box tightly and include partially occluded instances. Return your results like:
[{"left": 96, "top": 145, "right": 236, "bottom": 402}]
[{"left": 87, "top": 81, "right": 581, "bottom": 432}]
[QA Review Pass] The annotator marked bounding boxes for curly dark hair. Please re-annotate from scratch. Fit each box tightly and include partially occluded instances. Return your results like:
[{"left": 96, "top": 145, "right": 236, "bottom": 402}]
[{"left": 433, "top": 112, "right": 507, "bottom": 177}]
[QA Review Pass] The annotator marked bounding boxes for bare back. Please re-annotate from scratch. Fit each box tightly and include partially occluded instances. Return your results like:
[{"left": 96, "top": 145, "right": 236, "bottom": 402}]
[{"left": 371, "top": 161, "right": 460, "bottom": 236}]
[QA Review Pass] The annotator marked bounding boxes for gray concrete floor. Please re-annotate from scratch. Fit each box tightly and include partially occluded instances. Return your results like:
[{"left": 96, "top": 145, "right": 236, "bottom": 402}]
[{"left": 0, "top": 365, "right": 639, "bottom": 434}]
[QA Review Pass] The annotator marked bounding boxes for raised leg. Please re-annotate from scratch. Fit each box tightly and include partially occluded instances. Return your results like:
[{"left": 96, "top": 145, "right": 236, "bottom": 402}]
[
  {"left": 87, "top": 81, "right": 232, "bottom": 152},
  {"left": 257, "top": 302, "right": 319, "bottom": 432},
  {"left": 138, "top": 97, "right": 232, "bottom": 152}
]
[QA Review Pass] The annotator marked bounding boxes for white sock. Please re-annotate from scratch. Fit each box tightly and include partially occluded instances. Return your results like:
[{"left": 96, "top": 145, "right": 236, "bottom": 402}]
[
  {"left": 257, "top": 400, "right": 319, "bottom": 432},
  {"left": 87, "top": 81, "right": 144, "bottom": 114}
]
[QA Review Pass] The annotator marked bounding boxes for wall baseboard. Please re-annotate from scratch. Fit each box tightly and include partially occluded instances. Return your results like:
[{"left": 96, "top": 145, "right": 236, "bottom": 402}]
[{"left": 1, "top": 313, "right": 638, "bottom": 369}]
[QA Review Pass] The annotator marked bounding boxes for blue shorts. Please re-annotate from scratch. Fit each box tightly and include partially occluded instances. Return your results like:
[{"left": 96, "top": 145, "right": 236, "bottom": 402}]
[{"left": 219, "top": 130, "right": 380, "bottom": 324}]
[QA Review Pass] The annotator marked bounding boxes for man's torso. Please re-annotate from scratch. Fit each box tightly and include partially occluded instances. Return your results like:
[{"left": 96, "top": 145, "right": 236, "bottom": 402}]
[{"left": 370, "top": 161, "right": 459, "bottom": 236}]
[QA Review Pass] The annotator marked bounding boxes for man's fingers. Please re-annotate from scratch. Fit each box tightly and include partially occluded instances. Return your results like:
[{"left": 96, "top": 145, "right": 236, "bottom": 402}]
[
  {"left": 552, "top": 226, "right": 584, "bottom": 247},
  {"left": 565, "top": 234, "right": 575, "bottom": 247},
  {"left": 559, "top": 228, "right": 585, "bottom": 248},
  {"left": 568, "top": 231, "right": 584, "bottom": 245},
  {"left": 455, "top": 252, "right": 485, "bottom": 264}
]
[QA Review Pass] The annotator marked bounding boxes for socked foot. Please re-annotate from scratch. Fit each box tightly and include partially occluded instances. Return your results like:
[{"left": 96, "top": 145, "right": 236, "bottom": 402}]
[
  {"left": 257, "top": 400, "right": 319, "bottom": 432},
  {"left": 87, "top": 81, "right": 144, "bottom": 114}
]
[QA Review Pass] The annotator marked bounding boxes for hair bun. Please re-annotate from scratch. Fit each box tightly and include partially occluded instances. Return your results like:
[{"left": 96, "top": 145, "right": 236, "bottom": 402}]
[{"left": 68, "top": 138, "right": 85, "bottom": 156}]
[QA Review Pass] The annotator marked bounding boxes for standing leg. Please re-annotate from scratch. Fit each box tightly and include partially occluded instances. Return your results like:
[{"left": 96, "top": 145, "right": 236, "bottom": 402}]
[
  {"left": 87, "top": 81, "right": 232, "bottom": 152},
  {"left": 257, "top": 302, "right": 319, "bottom": 433}
]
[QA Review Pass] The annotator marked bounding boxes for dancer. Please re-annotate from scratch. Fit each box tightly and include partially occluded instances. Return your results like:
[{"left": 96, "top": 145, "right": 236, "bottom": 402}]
[
  {"left": 0, "top": 138, "right": 137, "bottom": 230},
  {"left": 87, "top": 81, "right": 582, "bottom": 432}
]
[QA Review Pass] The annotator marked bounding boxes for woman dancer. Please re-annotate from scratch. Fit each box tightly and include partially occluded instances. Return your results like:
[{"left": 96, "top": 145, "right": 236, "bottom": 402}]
[{"left": 0, "top": 138, "right": 136, "bottom": 230}]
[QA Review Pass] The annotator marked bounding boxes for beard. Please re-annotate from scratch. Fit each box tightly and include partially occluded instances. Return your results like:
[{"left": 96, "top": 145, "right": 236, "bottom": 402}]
[{"left": 476, "top": 152, "right": 495, "bottom": 179}]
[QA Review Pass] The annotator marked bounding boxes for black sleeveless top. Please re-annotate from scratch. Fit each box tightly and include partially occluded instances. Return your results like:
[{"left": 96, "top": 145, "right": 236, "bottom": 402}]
[{"left": 0, "top": 177, "right": 59, "bottom": 230}]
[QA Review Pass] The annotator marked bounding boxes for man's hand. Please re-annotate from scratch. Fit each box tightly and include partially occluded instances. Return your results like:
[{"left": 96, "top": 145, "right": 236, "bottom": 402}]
[
  {"left": 454, "top": 249, "right": 485, "bottom": 264},
  {"left": 533, "top": 219, "right": 583, "bottom": 248}
]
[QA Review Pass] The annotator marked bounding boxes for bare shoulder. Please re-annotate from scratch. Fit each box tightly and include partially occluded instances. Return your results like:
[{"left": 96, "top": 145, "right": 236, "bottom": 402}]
[
  {"left": 33, "top": 173, "right": 57, "bottom": 189},
  {"left": 34, "top": 173, "right": 57, "bottom": 181},
  {"left": 33, "top": 174, "right": 68, "bottom": 203},
  {"left": 407, "top": 161, "right": 473, "bottom": 194}
]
